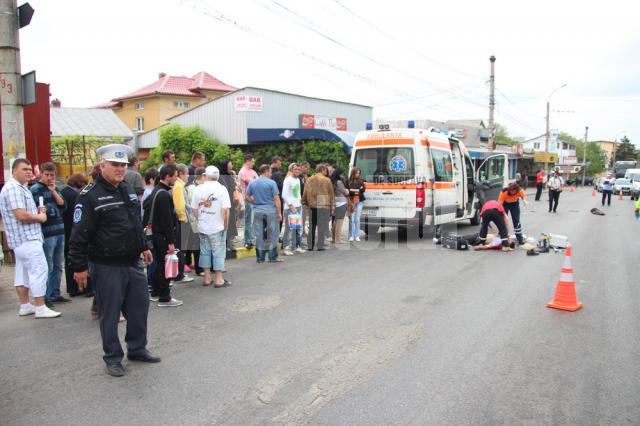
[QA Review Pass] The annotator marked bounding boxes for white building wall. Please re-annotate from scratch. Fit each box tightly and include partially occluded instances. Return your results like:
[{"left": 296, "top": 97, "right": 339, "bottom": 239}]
[
  {"left": 170, "top": 92, "right": 248, "bottom": 145},
  {"left": 135, "top": 87, "right": 372, "bottom": 149},
  {"left": 244, "top": 88, "right": 371, "bottom": 133}
]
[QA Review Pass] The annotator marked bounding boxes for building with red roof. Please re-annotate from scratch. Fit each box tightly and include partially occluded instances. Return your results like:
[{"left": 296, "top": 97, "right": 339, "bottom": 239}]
[{"left": 97, "top": 71, "right": 235, "bottom": 132}]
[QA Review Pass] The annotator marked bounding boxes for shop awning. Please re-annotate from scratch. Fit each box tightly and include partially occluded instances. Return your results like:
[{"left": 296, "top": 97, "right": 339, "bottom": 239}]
[{"left": 247, "top": 128, "right": 355, "bottom": 153}]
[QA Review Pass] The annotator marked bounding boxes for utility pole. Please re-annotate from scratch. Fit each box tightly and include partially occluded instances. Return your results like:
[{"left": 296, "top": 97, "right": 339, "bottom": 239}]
[
  {"left": 0, "top": 0, "right": 26, "bottom": 181},
  {"left": 544, "top": 83, "right": 567, "bottom": 175},
  {"left": 544, "top": 100, "right": 550, "bottom": 174},
  {"left": 582, "top": 126, "right": 588, "bottom": 186},
  {"left": 488, "top": 55, "right": 496, "bottom": 150}
]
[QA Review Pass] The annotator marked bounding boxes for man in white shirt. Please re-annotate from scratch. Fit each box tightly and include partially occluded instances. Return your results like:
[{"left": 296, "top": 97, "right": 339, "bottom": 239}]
[
  {"left": 0, "top": 159, "right": 61, "bottom": 318},
  {"left": 547, "top": 170, "right": 564, "bottom": 213},
  {"left": 190, "top": 166, "right": 231, "bottom": 288},
  {"left": 282, "top": 163, "right": 305, "bottom": 255}
]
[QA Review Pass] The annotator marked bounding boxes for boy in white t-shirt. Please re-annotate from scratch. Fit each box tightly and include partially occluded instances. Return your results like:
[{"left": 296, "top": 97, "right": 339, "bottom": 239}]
[
  {"left": 190, "top": 166, "right": 231, "bottom": 287},
  {"left": 282, "top": 163, "right": 306, "bottom": 255}
]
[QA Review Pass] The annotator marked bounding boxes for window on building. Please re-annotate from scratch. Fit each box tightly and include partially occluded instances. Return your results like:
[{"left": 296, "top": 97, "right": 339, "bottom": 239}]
[
  {"left": 174, "top": 101, "right": 190, "bottom": 109},
  {"left": 135, "top": 102, "right": 144, "bottom": 110},
  {"left": 135, "top": 116, "right": 144, "bottom": 131},
  {"left": 534, "top": 142, "right": 540, "bottom": 149}
]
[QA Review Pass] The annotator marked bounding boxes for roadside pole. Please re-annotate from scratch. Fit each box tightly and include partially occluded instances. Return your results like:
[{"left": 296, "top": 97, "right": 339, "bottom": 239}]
[
  {"left": 582, "top": 126, "right": 588, "bottom": 185},
  {"left": 488, "top": 55, "right": 496, "bottom": 151},
  {"left": 0, "top": 0, "right": 26, "bottom": 181}
]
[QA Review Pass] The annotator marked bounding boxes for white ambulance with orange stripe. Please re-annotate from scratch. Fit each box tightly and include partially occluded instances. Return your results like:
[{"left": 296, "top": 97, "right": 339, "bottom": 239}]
[{"left": 350, "top": 124, "right": 509, "bottom": 237}]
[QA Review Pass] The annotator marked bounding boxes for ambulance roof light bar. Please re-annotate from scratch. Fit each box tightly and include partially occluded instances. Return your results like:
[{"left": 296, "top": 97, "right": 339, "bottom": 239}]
[
  {"left": 365, "top": 122, "right": 373, "bottom": 130},
  {"left": 408, "top": 120, "right": 415, "bottom": 128}
]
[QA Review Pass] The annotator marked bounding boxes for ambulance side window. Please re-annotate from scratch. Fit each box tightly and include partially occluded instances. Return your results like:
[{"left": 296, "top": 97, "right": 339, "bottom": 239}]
[{"left": 432, "top": 150, "right": 453, "bottom": 182}]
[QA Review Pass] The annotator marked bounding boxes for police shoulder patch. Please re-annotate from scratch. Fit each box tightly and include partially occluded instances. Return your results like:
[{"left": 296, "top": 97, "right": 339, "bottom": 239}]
[
  {"left": 73, "top": 206, "right": 83, "bottom": 223},
  {"left": 79, "top": 183, "right": 95, "bottom": 196}
]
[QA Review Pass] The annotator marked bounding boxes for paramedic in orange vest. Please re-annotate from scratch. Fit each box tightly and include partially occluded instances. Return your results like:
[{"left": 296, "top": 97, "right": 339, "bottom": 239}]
[
  {"left": 499, "top": 182, "right": 528, "bottom": 245},
  {"left": 478, "top": 200, "right": 512, "bottom": 251}
]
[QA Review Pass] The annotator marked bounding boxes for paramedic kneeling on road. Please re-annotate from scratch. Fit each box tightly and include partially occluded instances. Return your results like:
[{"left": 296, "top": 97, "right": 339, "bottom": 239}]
[
  {"left": 478, "top": 199, "right": 512, "bottom": 251},
  {"left": 498, "top": 182, "right": 528, "bottom": 245}
]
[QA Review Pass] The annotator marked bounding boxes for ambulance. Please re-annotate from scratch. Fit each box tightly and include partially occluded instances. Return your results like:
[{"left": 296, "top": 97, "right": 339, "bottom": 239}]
[{"left": 349, "top": 124, "right": 510, "bottom": 237}]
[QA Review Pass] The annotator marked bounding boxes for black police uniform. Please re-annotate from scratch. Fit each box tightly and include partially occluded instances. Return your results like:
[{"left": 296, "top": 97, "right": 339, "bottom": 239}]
[{"left": 69, "top": 175, "right": 151, "bottom": 366}]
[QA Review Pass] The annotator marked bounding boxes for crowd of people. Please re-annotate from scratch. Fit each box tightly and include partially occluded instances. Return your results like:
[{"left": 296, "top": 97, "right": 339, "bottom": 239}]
[
  {"left": 5, "top": 143, "right": 629, "bottom": 376},
  {"left": 0, "top": 144, "right": 369, "bottom": 376}
]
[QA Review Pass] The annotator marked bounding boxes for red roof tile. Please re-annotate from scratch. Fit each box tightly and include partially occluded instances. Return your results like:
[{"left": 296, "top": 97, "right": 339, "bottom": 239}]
[
  {"left": 111, "top": 72, "right": 235, "bottom": 102},
  {"left": 189, "top": 72, "right": 237, "bottom": 92}
]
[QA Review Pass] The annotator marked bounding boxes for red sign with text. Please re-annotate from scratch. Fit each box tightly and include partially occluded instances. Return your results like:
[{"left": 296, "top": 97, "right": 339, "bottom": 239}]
[{"left": 299, "top": 114, "right": 347, "bottom": 131}]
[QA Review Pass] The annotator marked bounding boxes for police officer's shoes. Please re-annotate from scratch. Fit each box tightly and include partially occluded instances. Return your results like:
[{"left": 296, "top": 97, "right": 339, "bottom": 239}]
[
  {"left": 127, "top": 351, "right": 161, "bottom": 363},
  {"left": 106, "top": 363, "right": 125, "bottom": 377}
]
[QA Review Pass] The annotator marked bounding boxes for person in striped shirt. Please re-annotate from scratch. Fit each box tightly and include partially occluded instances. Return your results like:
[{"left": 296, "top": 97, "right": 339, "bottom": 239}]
[{"left": 0, "top": 159, "right": 61, "bottom": 318}]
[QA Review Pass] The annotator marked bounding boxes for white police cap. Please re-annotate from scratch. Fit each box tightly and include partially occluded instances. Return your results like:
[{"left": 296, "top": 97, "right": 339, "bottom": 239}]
[{"left": 96, "top": 144, "right": 134, "bottom": 163}]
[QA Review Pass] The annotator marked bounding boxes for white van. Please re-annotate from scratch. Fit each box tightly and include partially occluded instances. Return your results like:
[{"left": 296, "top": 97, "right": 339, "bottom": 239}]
[
  {"left": 349, "top": 125, "right": 509, "bottom": 237},
  {"left": 624, "top": 168, "right": 640, "bottom": 200}
]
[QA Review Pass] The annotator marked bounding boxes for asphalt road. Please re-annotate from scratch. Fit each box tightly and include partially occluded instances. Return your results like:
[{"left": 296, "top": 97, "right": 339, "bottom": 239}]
[{"left": 1, "top": 187, "right": 639, "bottom": 425}]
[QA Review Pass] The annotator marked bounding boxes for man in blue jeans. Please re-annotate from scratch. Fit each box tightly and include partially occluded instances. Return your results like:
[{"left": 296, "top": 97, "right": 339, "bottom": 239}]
[
  {"left": 30, "top": 162, "right": 70, "bottom": 306},
  {"left": 246, "top": 164, "right": 283, "bottom": 263},
  {"left": 190, "top": 166, "right": 231, "bottom": 287}
]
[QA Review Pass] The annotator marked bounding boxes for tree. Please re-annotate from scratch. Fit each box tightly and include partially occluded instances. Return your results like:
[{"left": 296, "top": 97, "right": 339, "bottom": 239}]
[
  {"left": 51, "top": 135, "right": 119, "bottom": 174},
  {"left": 143, "top": 125, "right": 244, "bottom": 172},
  {"left": 493, "top": 123, "right": 519, "bottom": 146},
  {"left": 614, "top": 136, "right": 637, "bottom": 161},
  {"left": 575, "top": 140, "right": 606, "bottom": 176}
]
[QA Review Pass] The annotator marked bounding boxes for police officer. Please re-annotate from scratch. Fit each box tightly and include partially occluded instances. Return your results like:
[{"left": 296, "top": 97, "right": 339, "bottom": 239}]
[{"left": 69, "top": 144, "right": 159, "bottom": 377}]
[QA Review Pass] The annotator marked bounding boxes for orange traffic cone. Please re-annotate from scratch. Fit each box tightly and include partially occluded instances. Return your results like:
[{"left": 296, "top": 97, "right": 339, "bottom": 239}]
[
  {"left": 591, "top": 189, "right": 596, "bottom": 197},
  {"left": 547, "top": 244, "right": 583, "bottom": 311},
  {"left": 570, "top": 185, "right": 575, "bottom": 192}
]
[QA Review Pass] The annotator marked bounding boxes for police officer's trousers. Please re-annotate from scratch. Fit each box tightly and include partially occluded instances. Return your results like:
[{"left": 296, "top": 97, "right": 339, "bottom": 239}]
[{"left": 90, "top": 261, "right": 150, "bottom": 365}]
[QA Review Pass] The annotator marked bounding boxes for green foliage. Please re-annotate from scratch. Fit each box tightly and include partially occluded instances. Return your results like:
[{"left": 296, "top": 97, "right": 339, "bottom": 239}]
[
  {"left": 51, "top": 135, "right": 120, "bottom": 168},
  {"left": 143, "top": 125, "right": 245, "bottom": 172},
  {"left": 143, "top": 125, "right": 351, "bottom": 174},
  {"left": 575, "top": 140, "right": 606, "bottom": 176},
  {"left": 243, "top": 140, "right": 350, "bottom": 172},
  {"left": 615, "top": 136, "right": 637, "bottom": 161},
  {"left": 494, "top": 123, "right": 519, "bottom": 146}
]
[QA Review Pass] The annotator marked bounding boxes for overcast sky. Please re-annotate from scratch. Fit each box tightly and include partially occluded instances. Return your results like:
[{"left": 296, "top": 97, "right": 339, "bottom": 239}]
[{"left": 19, "top": 0, "right": 640, "bottom": 145}]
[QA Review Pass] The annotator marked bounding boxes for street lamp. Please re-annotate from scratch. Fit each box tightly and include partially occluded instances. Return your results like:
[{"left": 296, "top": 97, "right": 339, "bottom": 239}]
[{"left": 544, "top": 83, "right": 567, "bottom": 174}]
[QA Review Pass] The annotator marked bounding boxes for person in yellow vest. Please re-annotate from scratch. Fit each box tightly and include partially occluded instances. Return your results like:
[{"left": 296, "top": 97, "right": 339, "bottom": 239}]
[{"left": 172, "top": 164, "right": 194, "bottom": 283}]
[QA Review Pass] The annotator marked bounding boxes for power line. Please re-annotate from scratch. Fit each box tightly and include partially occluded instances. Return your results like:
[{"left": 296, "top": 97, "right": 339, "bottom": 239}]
[
  {"left": 331, "top": 0, "right": 484, "bottom": 81},
  {"left": 187, "top": 0, "right": 489, "bottom": 112},
  {"left": 495, "top": 87, "right": 544, "bottom": 120},
  {"left": 254, "top": 0, "right": 489, "bottom": 108}
]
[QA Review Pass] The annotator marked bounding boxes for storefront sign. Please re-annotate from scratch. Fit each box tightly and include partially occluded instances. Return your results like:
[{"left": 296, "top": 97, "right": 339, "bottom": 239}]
[
  {"left": 448, "top": 128, "right": 467, "bottom": 139},
  {"left": 235, "top": 95, "right": 263, "bottom": 112},
  {"left": 299, "top": 114, "right": 347, "bottom": 131},
  {"left": 534, "top": 152, "right": 558, "bottom": 163}
]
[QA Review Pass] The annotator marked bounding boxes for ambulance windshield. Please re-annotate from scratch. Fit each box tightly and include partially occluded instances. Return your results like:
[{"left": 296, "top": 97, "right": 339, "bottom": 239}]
[{"left": 354, "top": 147, "right": 415, "bottom": 183}]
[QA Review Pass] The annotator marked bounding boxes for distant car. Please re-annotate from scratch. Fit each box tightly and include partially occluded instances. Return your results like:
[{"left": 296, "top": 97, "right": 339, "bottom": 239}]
[{"left": 613, "top": 178, "right": 631, "bottom": 195}]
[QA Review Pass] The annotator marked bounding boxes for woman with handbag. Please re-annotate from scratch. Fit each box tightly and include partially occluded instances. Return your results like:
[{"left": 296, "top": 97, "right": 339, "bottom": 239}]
[
  {"left": 331, "top": 168, "right": 349, "bottom": 244},
  {"left": 348, "top": 167, "right": 366, "bottom": 242}
]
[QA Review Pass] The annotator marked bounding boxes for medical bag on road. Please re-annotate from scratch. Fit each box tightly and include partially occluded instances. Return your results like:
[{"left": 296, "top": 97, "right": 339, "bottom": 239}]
[{"left": 442, "top": 234, "right": 469, "bottom": 251}]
